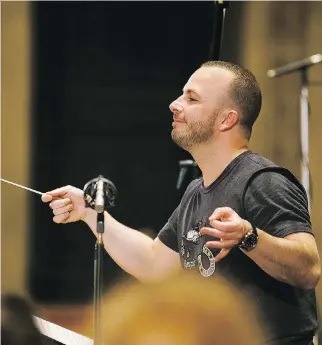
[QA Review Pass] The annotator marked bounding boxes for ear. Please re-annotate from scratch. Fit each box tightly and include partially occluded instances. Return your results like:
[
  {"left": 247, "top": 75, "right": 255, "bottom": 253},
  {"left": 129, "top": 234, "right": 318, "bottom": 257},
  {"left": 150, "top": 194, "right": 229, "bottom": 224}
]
[{"left": 219, "top": 110, "right": 239, "bottom": 132}]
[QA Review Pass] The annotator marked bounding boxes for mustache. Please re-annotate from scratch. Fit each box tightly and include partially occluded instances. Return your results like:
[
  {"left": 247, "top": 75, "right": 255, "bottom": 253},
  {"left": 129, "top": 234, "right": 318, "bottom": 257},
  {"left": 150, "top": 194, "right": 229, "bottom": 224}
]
[{"left": 173, "top": 115, "right": 186, "bottom": 123}]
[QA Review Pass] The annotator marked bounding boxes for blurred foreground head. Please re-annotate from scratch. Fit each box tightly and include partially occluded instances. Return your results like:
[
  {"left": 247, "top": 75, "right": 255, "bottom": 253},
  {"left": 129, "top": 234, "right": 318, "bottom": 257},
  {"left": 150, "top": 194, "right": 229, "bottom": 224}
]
[
  {"left": 1, "top": 294, "right": 46, "bottom": 345},
  {"left": 101, "top": 273, "right": 265, "bottom": 345}
]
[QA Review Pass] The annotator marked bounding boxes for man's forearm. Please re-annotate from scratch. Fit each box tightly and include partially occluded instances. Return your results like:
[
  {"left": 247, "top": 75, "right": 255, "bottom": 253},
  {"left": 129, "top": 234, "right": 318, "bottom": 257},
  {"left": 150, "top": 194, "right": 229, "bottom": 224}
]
[
  {"left": 246, "top": 229, "right": 320, "bottom": 289},
  {"left": 83, "top": 209, "right": 155, "bottom": 282}
]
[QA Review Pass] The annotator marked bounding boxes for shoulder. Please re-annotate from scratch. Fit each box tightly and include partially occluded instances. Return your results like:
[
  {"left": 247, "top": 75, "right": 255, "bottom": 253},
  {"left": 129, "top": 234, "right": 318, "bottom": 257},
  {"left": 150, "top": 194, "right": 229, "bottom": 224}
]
[
  {"left": 243, "top": 168, "right": 311, "bottom": 235},
  {"left": 243, "top": 152, "right": 306, "bottom": 196},
  {"left": 245, "top": 169, "right": 309, "bottom": 211},
  {"left": 248, "top": 169, "right": 304, "bottom": 195},
  {"left": 244, "top": 152, "right": 279, "bottom": 169}
]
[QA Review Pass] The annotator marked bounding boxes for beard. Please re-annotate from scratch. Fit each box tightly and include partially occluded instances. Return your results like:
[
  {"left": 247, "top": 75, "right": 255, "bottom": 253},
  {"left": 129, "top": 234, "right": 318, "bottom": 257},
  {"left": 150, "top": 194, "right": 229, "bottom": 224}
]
[{"left": 171, "top": 115, "right": 217, "bottom": 150}]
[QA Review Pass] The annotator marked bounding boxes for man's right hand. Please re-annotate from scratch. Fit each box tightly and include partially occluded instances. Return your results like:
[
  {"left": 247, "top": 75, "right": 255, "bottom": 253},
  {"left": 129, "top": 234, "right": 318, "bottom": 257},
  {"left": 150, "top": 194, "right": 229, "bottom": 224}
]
[
  {"left": 42, "top": 186, "right": 181, "bottom": 282},
  {"left": 41, "top": 186, "right": 88, "bottom": 224}
]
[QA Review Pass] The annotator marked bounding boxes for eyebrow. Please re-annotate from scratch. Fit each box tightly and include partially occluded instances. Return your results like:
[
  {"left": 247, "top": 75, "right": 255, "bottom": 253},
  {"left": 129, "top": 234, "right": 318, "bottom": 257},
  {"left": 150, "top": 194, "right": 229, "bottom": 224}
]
[{"left": 182, "top": 88, "right": 200, "bottom": 97}]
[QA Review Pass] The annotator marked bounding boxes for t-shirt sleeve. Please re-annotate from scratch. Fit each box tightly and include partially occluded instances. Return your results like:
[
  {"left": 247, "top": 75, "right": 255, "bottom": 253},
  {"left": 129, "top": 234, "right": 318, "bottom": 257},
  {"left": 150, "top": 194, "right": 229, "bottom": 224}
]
[
  {"left": 244, "top": 171, "right": 312, "bottom": 238},
  {"left": 158, "top": 207, "right": 179, "bottom": 253}
]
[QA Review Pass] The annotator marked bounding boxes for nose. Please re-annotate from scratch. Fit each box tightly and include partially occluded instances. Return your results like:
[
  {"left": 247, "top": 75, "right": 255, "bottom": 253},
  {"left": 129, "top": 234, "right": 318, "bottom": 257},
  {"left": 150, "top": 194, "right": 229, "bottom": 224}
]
[{"left": 169, "top": 96, "right": 184, "bottom": 114}]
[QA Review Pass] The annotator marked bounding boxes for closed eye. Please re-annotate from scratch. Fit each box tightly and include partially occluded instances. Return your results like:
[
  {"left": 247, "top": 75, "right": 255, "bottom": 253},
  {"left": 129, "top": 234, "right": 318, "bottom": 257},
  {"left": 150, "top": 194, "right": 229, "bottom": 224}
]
[{"left": 188, "top": 97, "right": 198, "bottom": 102}]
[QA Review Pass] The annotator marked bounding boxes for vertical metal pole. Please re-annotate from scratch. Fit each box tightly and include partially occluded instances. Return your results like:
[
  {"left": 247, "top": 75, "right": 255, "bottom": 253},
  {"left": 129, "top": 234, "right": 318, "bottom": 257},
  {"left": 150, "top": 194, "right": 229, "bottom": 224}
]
[{"left": 300, "top": 69, "right": 310, "bottom": 211}]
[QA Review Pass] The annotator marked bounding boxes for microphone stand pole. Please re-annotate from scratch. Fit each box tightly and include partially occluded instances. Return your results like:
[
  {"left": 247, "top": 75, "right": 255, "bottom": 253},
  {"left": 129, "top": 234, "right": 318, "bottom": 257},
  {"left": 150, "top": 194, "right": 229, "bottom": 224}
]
[
  {"left": 83, "top": 176, "right": 117, "bottom": 345},
  {"left": 209, "top": 1, "right": 230, "bottom": 61},
  {"left": 267, "top": 53, "right": 322, "bottom": 211},
  {"left": 299, "top": 68, "right": 310, "bottom": 210},
  {"left": 93, "top": 212, "right": 104, "bottom": 345}
]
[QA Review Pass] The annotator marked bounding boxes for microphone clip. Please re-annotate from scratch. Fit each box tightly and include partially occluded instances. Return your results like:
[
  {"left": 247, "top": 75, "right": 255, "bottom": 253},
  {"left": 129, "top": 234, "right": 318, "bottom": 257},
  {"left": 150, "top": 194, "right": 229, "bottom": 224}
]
[
  {"left": 83, "top": 175, "right": 117, "bottom": 213},
  {"left": 176, "top": 160, "right": 198, "bottom": 191}
]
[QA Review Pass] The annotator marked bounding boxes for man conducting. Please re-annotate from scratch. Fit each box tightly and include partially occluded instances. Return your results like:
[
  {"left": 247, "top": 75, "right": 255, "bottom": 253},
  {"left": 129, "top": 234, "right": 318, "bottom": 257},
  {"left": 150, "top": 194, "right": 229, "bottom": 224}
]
[{"left": 42, "top": 61, "right": 320, "bottom": 345}]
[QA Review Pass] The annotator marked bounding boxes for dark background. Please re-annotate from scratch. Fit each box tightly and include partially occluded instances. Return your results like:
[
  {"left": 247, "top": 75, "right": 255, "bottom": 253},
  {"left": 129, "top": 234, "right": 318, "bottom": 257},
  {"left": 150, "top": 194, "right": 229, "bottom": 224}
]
[{"left": 28, "top": 1, "right": 243, "bottom": 303}]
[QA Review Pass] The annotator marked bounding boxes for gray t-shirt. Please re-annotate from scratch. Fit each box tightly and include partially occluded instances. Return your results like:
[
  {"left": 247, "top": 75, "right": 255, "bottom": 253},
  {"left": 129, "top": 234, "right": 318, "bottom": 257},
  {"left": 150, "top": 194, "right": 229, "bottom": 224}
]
[{"left": 158, "top": 151, "right": 317, "bottom": 345}]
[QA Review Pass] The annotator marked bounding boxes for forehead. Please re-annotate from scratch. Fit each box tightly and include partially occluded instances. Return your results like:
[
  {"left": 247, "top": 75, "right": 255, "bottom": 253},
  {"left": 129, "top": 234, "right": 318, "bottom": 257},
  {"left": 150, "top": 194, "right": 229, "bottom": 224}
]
[{"left": 184, "top": 67, "right": 234, "bottom": 96}]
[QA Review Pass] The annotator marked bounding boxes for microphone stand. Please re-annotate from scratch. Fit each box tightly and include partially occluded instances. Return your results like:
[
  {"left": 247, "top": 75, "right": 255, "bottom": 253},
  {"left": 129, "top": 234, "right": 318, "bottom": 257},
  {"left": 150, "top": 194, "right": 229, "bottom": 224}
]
[
  {"left": 267, "top": 54, "right": 322, "bottom": 211},
  {"left": 93, "top": 212, "right": 104, "bottom": 345},
  {"left": 299, "top": 69, "right": 310, "bottom": 210},
  {"left": 83, "top": 176, "right": 117, "bottom": 345},
  {"left": 209, "top": 1, "right": 230, "bottom": 60}
]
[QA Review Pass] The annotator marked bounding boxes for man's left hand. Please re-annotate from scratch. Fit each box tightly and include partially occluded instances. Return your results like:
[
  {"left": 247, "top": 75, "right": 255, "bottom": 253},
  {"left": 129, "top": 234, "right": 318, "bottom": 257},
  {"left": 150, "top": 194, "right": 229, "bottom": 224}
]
[{"left": 200, "top": 207, "right": 250, "bottom": 262}]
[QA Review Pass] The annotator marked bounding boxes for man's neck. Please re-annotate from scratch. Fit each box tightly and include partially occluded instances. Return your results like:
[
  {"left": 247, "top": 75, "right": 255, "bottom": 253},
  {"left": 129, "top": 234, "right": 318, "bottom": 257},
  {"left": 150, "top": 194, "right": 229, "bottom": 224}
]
[{"left": 191, "top": 143, "right": 249, "bottom": 187}]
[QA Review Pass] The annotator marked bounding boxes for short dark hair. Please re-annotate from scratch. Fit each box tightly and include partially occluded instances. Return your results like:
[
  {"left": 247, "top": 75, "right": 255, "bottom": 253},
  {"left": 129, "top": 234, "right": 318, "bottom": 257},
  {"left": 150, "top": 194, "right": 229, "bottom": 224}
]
[{"left": 201, "top": 61, "right": 262, "bottom": 139}]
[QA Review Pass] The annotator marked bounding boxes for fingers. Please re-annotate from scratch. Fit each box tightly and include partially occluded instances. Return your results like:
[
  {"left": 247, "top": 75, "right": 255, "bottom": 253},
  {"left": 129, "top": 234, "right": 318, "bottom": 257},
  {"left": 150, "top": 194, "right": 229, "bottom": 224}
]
[
  {"left": 41, "top": 194, "right": 52, "bottom": 203},
  {"left": 206, "top": 239, "right": 238, "bottom": 249},
  {"left": 214, "top": 248, "right": 231, "bottom": 262},
  {"left": 53, "top": 212, "right": 70, "bottom": 224},
  {"left": 209, "top": 207, "right": 234, "bottom": 221},
  {"left": 41, "top": 185, "right": 79, "bottom": 224},
  {"left": 47, "top": 198, "right": 73, "bottom": 223},
  {"left": 201, "top": 206, "right": 241, "bottom": 263},
  {"left": 52, "top": 203, "right": 73, "bottom": 216},
  {"left": 50, "top": 198, "right": 71, "bottom": 209},
  {"left": 200, "top": 227, "right": 238, "bottom": 240},
  {"left": 52, "top": 201, "right": 73, "bottom": 223},
  {"left": 42, "top": 185, "right": 72, "bottom": 200},
  {"left": 42, "top": 194, "right": 62, "bottom": 203},
  {"left": 209, "top": 219, "right": 239, "bottom": 231}
]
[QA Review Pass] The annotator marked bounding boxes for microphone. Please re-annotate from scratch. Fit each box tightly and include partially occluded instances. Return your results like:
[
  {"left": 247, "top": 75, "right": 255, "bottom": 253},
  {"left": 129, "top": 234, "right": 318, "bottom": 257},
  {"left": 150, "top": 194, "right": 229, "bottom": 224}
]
[
  {"left": 95, "top": 177, "right": 105, "bottom": 213},
  {"left": 83, "top": 175, "right": 117, "bottom": 212},
  {"left": 267, "top": 54, "right": 322, "bottom": 78}
]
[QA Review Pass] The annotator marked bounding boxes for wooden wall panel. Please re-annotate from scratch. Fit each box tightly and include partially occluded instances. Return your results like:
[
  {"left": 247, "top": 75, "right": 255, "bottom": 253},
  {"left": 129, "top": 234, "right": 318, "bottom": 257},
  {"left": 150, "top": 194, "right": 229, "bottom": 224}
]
[{"left": 1, "top": 2, "right": 31, "bottom": 295}]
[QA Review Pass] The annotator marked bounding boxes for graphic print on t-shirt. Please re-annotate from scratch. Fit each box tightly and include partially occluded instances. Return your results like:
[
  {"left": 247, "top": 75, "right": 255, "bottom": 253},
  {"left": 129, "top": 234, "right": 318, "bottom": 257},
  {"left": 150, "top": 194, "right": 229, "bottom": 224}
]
[{"left": 181, "top": 219, "right": 216, "bottom": 277}]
